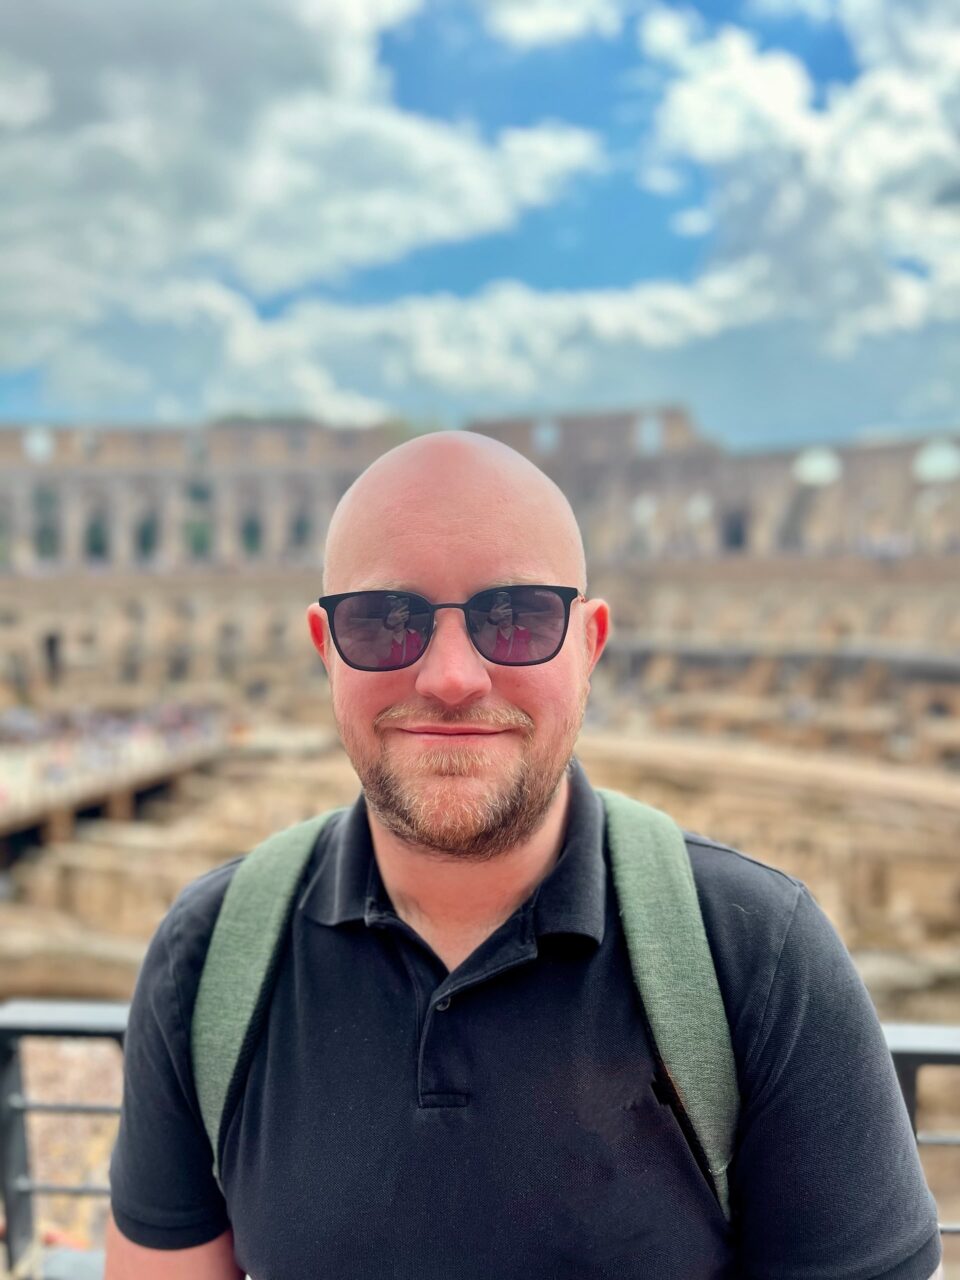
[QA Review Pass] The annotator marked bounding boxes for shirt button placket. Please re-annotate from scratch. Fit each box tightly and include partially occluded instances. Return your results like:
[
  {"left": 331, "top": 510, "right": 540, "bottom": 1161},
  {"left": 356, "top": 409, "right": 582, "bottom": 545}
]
[{"left": 417, "top": 991, "right": 468, "bottom": 1105}]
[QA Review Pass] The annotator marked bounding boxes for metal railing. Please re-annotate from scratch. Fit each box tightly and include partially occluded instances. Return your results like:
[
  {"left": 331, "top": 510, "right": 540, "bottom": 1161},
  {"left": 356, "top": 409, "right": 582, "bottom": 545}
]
[
  {"left": 887, "top": 1021, "right": 960, "bottom": 1242},
  {"left": 0, "top": 1002, "right": 125, "bottom": 1278},
  {"left": 2, "top": 1000, "right": 959, "bottom": 1277}
]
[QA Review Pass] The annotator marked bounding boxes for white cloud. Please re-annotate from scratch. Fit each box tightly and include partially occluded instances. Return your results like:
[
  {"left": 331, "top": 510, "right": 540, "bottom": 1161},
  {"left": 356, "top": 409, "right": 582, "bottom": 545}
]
[
  {"left": 0, "top": 0, "right": 606, "bottom": 400},
  {"left": 746, "top": 0, "right": 837, "bottom": 23},
  {"left": 637, "top": 5, "right": 960, "bottom": 353},
  {"left": 638, "top": 162, "right": 684, "bottom": 195},
  {"left": 205, "top": 99, "right": 604, "bottom": 291},
  {"left": 0, "top": 54, "right": 53, "bottom": 129},
  {"left": 46, "top": 343, "right": 151, "bottom": 405},
  {"left": 836, "top": 0, "right": 960, "bottom": 76},
  {"left": 46, "top": 277, "right": 390, "bottom": 425},
  {"left": 278, "top": 258, "right": 778, "bottom": 395},
  {"left": 637, "top": 7, "right": 705, "bottom": 66},
  {"left": 203, "top": 357, "right": 387, "bottom": 425},
  {"left": 826, "top": 272, "right": 931, "bottom": 355},
  {"left": 670, "top": 206, "right": 713, "bottom": 236},
  {"left": 644, "top": 21, "right": 819, "bottom": 161},
  {"left": 21, "top": 255, "right": 778, "bottom": 426},
  {"left": 3, "top": 0, "right": 960, "bottom": 436},
  {"left": 482, "top": 0, "right": 629, "bottom": 47}
]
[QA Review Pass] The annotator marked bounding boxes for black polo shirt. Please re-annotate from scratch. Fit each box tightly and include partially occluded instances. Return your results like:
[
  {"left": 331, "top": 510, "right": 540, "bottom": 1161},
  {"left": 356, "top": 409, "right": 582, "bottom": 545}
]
[{"left": 111, "top": 760, "right": 941, "bottom": 1279}]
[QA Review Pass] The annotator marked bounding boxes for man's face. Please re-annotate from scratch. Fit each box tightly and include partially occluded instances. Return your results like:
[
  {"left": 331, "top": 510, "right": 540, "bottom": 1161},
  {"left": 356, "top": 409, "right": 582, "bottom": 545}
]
[{"left": 311, "top": 474, "right": 607, "bottom": 860}]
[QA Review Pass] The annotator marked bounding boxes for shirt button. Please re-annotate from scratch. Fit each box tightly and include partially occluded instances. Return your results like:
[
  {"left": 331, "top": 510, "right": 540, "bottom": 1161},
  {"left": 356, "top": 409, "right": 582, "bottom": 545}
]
[{"left": 435, "top": 996, "right": 452, "bottom": 1011}]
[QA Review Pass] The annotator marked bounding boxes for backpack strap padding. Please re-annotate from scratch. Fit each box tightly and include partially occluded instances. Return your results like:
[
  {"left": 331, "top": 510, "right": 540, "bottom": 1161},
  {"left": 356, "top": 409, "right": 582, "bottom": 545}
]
[
  {"left": 599, "top": 788, "right": 738, "bottom": 1221},
  {"left": 191, "top": 811, "right": 340, "bottom": 1185}
]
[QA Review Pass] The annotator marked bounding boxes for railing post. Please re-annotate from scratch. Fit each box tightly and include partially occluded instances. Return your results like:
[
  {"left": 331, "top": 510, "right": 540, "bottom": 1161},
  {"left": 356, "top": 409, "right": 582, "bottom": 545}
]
[
  {"left": 893, "top": 1055, "right": 919, "bottom": 1136},
  {"left": 0, "top": 1032, "right": 35, "bottom": 1274}
]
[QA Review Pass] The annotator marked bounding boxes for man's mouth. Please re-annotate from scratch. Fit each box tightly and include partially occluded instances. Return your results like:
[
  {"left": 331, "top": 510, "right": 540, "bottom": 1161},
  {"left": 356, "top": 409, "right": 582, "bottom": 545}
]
[{"left": 394, "top": 725, "right": 506, "bottom": 736}]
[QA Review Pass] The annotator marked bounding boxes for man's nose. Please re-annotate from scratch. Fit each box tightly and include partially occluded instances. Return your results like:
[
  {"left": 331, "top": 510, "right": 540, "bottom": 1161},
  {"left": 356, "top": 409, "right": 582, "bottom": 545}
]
[{"left": 413, "top": 609, "right": 492, "bottom": 706}]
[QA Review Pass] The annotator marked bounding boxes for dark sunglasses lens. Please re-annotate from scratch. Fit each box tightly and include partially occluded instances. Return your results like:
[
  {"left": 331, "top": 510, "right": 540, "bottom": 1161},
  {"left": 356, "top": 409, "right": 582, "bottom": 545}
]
[
  {"left": 467, "top": 587, "right": 568, "bottom": 664},
  {"left": 333, "top": 592, "right": 432, "bottom": 669}
]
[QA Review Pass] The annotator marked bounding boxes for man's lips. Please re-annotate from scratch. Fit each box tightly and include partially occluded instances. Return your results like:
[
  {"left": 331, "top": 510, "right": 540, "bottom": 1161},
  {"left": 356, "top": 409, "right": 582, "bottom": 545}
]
[{"left": 394, "top": 725, "right": 506, "bottom": 735}]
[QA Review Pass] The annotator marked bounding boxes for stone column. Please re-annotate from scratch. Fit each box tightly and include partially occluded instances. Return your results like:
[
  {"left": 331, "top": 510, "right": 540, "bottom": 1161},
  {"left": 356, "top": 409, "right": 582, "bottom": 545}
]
[
  {"left": 61, "top": 488, "right": 86, "bottom": 569},
  {"left": 10, "top": 481, "right": 35, "bottom": 575},
  {"left": 314, "top": 485, "right": 338, "bottom": 564},
  {"left": 216, "top": 479, "right": 241, "bottom": 568},
  {"left": 158, "top": 480, "right": 186, "bottom": 570},
  {"left": 262, "top": 479, "right": 288, "bottom": 562},
  {"left": 115, "top": 480, "right": 139, "bottom": 569}
]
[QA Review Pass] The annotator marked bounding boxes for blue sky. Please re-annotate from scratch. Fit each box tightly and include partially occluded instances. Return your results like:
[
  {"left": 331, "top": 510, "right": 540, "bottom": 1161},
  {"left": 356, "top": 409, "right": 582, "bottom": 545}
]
[{"left": 0, "top": 0, "right": 958, "bottom": 448}]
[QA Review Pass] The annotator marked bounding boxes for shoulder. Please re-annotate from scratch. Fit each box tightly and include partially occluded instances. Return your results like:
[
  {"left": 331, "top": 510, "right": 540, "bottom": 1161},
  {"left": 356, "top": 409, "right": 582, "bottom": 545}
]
[
  {"left": 678, "top": 829, "right": 841, "bottom": 1068},
  {"left": 169, "top": 858, "right": 244, "bottom": 943},
  {"left": 133, "top": 858, "right": 246, "bottom": 1031},
  {"left": 146, "top": 812, "right": 338, "bottom": 1012},
  {"left": 682, "top": 829, "right": 805, "bottom": 951}
]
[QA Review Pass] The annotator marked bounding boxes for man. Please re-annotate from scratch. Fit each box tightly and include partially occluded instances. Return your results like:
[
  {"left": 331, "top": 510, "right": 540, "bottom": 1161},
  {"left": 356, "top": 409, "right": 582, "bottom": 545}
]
[
  {"left": 107, "top": 432, "right": 943, "bottom": 1279},
  {"left": 484, "top": 589, "right": 532, "bottom": 662},
  {"left": 378, "top": 593, "right": 425, "bottom": 668}
]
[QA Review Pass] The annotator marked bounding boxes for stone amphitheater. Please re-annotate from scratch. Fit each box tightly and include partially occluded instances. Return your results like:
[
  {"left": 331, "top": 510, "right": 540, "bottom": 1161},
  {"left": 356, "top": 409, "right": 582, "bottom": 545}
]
[
  {"left": 0, "top": 408, "right": 958, "bottom": 1012},
  {"left": 1, "top": 410, "right": 959, "bottom": 1267}
]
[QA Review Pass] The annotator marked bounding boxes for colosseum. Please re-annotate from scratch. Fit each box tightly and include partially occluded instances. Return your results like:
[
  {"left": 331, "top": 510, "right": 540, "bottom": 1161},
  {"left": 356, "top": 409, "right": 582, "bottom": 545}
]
[
  {"left": 1, "top": 410, "right": 959, "bottom": 757},
  {"left": 2, "top": 409, "right": 958, "bottom": 577},
  {"left": 1, "top": 409, "right": 959, "bottom": 1262}
]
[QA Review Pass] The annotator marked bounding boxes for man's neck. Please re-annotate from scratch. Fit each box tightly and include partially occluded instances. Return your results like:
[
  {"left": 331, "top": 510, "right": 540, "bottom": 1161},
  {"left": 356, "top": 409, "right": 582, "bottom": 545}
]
[{"left": 367, "top": 776, "right": 571, "bottom": 970}]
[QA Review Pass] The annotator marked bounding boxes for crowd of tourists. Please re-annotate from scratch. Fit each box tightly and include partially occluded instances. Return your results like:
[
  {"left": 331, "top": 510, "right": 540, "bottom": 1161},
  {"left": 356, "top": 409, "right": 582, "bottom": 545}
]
[{"left": 0, "top": 703, "right": 223, "bottom": 818}]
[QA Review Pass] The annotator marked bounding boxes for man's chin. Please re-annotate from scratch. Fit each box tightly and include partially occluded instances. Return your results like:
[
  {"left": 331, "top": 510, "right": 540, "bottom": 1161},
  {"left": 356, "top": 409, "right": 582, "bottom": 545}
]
[
  {"left": 359, "top": 760, "right": 542, "bottom": 860},
  {"left": 387, "top": 733, "right": 514, "bottom": 772}
]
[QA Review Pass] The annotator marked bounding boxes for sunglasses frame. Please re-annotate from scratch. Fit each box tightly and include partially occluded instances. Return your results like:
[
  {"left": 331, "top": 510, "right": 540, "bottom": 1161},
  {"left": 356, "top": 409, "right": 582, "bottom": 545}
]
[{"left": 317, "top": 585, "right": 584, "bottom": 672}]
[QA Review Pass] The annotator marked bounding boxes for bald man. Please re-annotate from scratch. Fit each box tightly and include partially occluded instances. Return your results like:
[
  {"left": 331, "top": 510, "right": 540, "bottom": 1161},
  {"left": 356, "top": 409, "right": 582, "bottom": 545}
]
[{"left": 107, "top": 434, "right": 943, "bottom": 1280}]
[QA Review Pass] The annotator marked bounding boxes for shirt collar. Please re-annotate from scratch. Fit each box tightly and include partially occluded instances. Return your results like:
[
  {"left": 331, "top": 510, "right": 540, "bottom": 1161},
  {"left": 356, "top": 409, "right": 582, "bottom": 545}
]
[{"left": 299, "top": 757, "right": 606, "bottom": 947}]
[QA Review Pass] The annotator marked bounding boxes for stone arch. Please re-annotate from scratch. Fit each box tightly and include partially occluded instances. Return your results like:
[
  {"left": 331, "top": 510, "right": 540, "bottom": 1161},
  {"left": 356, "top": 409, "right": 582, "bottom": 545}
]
[
  {"left": 288, "top": 508, "right": 312, "bottom": 553},
  {"left": 33, "top": 484, "right": 61, "bottom": 561},
  {"left": 241, "top": 511, "right": 263, "bottom": 557},
  {"left": 183, "top": 479, "right": 214, "bottom": 561},
  {"left": 720, "top": 508, "right": 749, "bottom": 552},
  {"left": 84, "top": 505, "right": 111, "bottom": 563},
  {"left": 134, "top": 509, "right": 161, "bottom": 562}
]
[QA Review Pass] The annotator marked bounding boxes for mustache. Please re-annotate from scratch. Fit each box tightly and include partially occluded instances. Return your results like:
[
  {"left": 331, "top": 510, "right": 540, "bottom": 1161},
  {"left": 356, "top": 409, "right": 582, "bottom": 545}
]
[{"left": 373, "top": 703, "right": 534, "bottom": 733}]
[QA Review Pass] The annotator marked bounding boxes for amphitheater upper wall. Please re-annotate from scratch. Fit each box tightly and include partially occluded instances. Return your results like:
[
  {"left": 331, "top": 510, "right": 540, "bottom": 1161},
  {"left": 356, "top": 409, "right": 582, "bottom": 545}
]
[{"left": 1, "top": 411, "right": 958, "bottom": 573}]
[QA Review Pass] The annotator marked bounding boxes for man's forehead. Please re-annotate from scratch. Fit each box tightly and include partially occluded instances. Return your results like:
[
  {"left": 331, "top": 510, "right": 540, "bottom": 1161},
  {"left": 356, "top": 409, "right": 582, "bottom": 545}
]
[{"left": 324, "top": 435, "right": 586, "bottom": 591}]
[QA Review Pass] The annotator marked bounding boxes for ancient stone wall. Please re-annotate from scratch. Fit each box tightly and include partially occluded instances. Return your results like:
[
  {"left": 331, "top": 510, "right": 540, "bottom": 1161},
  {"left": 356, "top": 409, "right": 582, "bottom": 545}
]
[{"left": 2, "top": 416, "right": 958, "bottom": 579}]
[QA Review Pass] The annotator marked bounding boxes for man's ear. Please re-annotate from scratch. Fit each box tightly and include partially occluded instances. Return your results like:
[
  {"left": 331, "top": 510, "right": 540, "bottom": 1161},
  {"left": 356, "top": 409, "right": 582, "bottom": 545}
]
[
  {"left": 583, "top": 598, "right": 610, "bottom": 675},
  {"left": 306, "top": 604, "right": 332, "bottom": 673}
]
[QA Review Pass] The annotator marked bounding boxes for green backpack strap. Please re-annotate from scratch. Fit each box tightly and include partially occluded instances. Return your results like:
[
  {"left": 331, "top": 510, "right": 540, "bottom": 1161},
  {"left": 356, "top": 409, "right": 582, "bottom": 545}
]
[
  {"left": 598, "top": 788, "right": 738, "bottom": 1222},
  {"left": 191, "top": 810, "right": 342, "bottom": 1186}
]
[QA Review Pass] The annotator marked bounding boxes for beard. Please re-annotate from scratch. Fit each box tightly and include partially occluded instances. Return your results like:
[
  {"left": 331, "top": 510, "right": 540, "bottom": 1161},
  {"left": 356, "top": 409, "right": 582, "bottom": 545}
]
[{"left": 335, "top": 693, "right": 587, "bottom": 862}]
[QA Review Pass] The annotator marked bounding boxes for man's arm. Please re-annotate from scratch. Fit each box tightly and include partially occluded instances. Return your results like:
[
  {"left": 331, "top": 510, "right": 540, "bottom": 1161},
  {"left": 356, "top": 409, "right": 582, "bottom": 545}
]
[
  {"left": 105, "top": 1213, "right": 243, "bottom": 1280},
  {"left": 707, "top": 867, "right": 943, "bottom": 1279},
  {"left": 110, "top": 869, "right": 242, "bottom": 1262}
]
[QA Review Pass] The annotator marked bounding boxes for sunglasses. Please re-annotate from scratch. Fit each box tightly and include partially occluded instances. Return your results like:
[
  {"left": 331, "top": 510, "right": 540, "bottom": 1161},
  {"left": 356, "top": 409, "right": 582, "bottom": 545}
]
[{"left": 317, "top": 585, "right": 584, "bottom": 672}]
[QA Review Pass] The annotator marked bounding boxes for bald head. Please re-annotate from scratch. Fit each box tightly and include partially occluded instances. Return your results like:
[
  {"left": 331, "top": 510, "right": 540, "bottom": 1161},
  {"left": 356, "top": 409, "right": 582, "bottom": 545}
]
[{"left": 323, "top": 432, "right": 587, "bottom": 595}]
